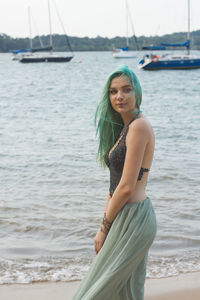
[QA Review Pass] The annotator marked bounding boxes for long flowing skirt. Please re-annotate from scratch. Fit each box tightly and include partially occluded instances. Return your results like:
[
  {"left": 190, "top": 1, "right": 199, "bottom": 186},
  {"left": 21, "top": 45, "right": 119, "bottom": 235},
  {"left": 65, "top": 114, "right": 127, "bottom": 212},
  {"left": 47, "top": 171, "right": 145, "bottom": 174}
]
[{"left": 72, "top": 197, "right": 157, "bottom": 300}]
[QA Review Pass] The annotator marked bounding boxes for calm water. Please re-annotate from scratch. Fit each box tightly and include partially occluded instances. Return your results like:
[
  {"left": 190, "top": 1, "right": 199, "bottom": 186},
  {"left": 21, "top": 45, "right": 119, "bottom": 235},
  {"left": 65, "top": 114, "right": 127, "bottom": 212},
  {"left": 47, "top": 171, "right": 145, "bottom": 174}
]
[{"left": 0, "top": 52, "right": 199, "bottom": 284}]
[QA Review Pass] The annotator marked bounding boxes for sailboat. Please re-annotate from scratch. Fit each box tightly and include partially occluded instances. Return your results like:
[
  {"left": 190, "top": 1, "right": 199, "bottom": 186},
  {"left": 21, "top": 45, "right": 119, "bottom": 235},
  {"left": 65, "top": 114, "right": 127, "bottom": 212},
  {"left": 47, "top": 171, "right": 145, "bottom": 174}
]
[
  {"left": 12, "top": 6, "right": 52, "bottom": 61},
  {"left": 138, "top": 0, "right": 200, "bottom": 70},
  {"left": 113, "top": 0, "right": 138, "bottom": 59},
  {"left": 19, "top": 0, "right": 73, "bottom": 63}
]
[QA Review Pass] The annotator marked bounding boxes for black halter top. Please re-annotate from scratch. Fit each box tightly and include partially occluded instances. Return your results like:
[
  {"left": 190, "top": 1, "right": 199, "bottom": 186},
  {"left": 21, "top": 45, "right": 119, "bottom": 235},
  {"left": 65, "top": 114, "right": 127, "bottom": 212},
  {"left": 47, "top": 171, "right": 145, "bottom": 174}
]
[{"left": 104, "top": 117, "right": 149, "bottom": 197}]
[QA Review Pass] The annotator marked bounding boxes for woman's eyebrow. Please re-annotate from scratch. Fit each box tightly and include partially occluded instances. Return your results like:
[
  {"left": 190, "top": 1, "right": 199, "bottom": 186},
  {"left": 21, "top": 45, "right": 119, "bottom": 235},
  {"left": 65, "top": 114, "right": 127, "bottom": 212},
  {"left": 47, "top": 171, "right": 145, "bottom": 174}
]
[{"left": 110, "top": 84, "right": 133, "bottom": 88}]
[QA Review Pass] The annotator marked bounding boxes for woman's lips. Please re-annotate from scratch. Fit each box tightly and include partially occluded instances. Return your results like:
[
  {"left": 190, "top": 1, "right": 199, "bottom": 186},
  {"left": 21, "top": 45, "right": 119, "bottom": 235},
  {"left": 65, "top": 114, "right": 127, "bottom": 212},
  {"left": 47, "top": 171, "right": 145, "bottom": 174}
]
[{"left": 117, "top": 103, "right": 125, "bottom": 108}]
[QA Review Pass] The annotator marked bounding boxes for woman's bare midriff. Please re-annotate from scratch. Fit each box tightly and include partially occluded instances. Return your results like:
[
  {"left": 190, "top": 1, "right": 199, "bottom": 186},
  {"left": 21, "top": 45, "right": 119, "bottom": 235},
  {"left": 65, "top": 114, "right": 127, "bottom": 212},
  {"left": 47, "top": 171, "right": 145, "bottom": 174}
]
[
  {"left": 126, "top": 187, "right": 147, "bottom": 203},
  {"left": 107, "top": 184, "right": 147, "bottom": 208},
  {"left": 125, "top": 178, "right": 148, "bottom": 203}
]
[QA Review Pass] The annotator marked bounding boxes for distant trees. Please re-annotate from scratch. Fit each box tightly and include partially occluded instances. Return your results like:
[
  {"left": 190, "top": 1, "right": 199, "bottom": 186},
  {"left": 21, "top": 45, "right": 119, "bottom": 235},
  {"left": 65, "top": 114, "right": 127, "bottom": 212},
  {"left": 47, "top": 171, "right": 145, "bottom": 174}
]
[
  {"left": 0, "top": 30, "right": 200, "bottom": 52},
  {"left": 0, "top": 34, "right": 29, "bottom": 52}
]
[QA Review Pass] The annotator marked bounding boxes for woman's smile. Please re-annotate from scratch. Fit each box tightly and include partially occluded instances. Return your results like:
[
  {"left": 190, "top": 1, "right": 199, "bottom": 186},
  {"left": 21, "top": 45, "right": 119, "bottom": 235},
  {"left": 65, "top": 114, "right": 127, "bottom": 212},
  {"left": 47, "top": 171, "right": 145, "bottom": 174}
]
[{"left": 117, "top": 102, "right": 126, "bottom": 108}]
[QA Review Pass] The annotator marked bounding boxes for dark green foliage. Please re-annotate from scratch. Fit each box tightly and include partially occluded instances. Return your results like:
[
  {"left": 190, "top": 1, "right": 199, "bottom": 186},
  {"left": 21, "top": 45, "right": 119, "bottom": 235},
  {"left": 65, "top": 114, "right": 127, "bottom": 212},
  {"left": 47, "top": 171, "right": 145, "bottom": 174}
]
[{"left": 0, "top": 30, "right": 200, "bottom": 52}]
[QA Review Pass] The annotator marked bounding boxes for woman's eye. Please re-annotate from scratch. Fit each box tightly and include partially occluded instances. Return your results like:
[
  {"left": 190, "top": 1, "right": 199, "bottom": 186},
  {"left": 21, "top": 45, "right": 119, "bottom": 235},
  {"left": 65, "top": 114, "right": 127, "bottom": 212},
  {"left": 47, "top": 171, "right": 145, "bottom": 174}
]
[
  {"left": 123, "top": 87, "right": 133, "bottom": 93},
  {"left": 109, "top": 89, "right": 117, "bottom": 95},
  {"left": 109, "top": 87, "right": 133, "bottom": 95}
]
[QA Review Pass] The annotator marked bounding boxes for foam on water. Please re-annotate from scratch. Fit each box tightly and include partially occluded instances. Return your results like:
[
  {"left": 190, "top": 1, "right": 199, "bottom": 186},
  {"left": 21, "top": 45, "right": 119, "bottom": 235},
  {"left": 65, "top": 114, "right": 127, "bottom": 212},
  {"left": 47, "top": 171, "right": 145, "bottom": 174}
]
[{"left": 0, "top": 250, "right": 200, "bottom": 284}]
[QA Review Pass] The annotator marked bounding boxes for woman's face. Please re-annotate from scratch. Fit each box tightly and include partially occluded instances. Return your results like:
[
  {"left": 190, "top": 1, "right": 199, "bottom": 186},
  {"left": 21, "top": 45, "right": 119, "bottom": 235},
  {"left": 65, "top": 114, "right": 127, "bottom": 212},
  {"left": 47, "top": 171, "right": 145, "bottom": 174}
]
[{"left": 109, "top": 75, "right": 136, "bottom": 115}]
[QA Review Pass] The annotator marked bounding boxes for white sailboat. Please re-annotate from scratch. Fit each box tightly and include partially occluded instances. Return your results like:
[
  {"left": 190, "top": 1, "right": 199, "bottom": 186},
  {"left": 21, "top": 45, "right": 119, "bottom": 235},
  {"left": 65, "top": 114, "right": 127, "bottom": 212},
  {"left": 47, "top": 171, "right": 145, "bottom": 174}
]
[
  {"left": 113, "top": 0, "right": 138, "bottom": 59},
  {"left": 20, "top": 0, "right": 73, "bottom": 63},
  {"left": 12, "top": 6, "right": 43, "bottom": 61}
]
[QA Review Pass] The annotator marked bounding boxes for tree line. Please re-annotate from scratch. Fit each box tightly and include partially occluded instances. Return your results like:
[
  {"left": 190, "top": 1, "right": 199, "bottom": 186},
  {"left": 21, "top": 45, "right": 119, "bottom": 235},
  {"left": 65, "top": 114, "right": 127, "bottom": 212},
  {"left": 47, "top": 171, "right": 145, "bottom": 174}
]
[{"left": 0, "top": 30, "right": 200, "bottom": 52}]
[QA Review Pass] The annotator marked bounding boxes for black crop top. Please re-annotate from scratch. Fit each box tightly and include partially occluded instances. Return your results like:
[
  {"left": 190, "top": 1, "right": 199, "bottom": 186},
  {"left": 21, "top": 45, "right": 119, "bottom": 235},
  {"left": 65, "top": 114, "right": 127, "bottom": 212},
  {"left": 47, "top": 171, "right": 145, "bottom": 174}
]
[{"left": 104, "top": 118, "right": 149, "bottom": 197}]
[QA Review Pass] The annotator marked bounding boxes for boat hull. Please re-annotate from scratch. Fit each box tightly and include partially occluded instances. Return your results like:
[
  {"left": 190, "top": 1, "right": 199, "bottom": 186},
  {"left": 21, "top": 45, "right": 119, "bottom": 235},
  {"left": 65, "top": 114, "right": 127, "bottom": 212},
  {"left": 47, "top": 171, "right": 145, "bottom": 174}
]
[
  {"left": 20, "top": 56, "right": 73, "bottom": 63},
  {"left": 140, "top": 58, "right": 200, "bottom": 70},
  {"left": 112, "top": 51, "right": 135, "bottom": 59}
]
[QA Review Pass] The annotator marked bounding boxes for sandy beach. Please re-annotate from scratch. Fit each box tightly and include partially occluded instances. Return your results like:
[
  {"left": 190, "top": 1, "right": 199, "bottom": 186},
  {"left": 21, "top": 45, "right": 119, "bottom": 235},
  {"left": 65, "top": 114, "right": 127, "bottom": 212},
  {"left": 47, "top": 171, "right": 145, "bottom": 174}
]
[{"left": 0, "top": 271, "right": 199, "bottom": 300}]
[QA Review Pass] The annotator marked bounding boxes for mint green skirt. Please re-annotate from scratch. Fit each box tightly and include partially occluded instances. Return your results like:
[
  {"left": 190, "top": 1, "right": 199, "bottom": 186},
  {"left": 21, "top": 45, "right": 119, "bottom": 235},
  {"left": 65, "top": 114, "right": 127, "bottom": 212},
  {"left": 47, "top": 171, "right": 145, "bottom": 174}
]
[{"left": 72, "top": 197, "right": 157, "bottom": 300}]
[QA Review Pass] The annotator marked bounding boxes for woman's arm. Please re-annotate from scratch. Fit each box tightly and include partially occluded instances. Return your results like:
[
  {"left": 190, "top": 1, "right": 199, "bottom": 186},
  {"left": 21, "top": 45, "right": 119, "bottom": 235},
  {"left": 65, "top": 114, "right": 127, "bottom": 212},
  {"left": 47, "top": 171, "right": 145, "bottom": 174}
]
[
  {"left": 105, "top": 119, "right": 149, "bottom": 223},
  {"left": 94, "top": 193, "right": 111, "bottom": 254},
  {"left": 104, "top": 193, "right": 111, "bottom": 214}
]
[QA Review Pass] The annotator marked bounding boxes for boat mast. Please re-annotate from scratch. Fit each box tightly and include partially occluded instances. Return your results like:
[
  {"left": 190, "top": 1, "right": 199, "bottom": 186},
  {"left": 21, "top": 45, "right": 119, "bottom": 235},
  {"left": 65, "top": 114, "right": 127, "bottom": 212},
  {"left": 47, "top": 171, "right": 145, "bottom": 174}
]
[
  {"left": 187, "top": 0, "right": 190, "bottom": 55},
  {"left": 125, "top": 0, "right": 129, "bottom": 48},
  {"left": 28, "top": 6, "right": 33, "bottom": 49},
  {"left": 127, "top": 1, "right": 139, "bottom": 50},
  {"left": 52, "top": 0, "right": 74, "bottom": 56},
  {"left": 48, "top": 0, "right": 53, "bottom": 50}
]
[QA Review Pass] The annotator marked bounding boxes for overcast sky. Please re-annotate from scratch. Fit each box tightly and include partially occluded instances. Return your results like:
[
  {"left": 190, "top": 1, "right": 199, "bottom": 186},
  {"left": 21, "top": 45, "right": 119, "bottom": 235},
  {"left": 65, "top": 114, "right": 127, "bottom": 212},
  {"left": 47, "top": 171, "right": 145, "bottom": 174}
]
[{"left": 0, "top": 0, "right": 199, "bottom": 38}]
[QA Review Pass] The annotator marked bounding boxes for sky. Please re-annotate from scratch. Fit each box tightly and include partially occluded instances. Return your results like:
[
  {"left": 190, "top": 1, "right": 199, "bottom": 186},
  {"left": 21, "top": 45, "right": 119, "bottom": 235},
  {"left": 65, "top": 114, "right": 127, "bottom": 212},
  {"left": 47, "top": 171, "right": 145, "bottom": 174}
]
[{"left": 0, "top": 0, "right": 200, "bottom": 39}]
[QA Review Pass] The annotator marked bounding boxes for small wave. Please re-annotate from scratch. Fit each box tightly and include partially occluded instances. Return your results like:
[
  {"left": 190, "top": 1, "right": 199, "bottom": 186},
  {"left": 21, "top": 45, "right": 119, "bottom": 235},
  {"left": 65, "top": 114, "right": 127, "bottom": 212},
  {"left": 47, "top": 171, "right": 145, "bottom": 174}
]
[
  {"left": 0, "top": 251, "right": 199, "bottom": 284},
  {"left": 0, "top": 257, "right": 91, "bottom": 284},
  {"left": 147, "top": 252, "right": 200, "bottom": 278},
  {"left": 0, "top": 206, "right": 21, "bottom": 212}
]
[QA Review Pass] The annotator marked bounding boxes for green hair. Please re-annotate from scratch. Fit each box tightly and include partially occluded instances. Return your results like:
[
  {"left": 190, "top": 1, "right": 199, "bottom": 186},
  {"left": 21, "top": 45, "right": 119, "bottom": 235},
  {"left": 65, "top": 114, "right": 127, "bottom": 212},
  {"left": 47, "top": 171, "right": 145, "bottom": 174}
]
[{"left": 95, "top": 65, "right": 142, "bottom": 167}]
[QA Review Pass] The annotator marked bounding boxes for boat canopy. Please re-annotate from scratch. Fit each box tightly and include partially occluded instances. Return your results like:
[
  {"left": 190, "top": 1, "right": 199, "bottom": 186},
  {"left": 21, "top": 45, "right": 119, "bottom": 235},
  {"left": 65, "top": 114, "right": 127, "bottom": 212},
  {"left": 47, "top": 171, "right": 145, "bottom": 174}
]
[
  {"left": 31, "top": 46, "right": 53, "bottom": 53},
  {"left": 120, "top": 46, "right": 129, "bottom": 51},
  {"left": 160, "top": 40, "right": 190, "bottom": 48},
  {"left": 142, "top": 45, "right": 166, "bottom": 50},
  {"left": 13, "top": 49, "right": 31, "bottom": 54},
  {"left": 13, "top": 46, "right": 53, "bottom": 55}
]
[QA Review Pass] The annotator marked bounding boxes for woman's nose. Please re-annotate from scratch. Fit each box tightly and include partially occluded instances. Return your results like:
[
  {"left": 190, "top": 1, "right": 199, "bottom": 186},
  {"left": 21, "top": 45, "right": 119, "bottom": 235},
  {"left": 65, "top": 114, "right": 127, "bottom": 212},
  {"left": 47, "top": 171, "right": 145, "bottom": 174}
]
[{"left": 116, "top": 90, "right": 124, "bottom": 100}]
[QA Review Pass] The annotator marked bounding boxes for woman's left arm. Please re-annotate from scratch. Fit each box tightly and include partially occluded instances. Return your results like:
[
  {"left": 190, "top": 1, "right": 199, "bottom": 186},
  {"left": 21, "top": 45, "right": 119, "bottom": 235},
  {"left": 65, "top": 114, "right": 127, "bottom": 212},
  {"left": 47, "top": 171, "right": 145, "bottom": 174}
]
[{"left": 106, "top": 119, "right": 149, "bottom": 223}]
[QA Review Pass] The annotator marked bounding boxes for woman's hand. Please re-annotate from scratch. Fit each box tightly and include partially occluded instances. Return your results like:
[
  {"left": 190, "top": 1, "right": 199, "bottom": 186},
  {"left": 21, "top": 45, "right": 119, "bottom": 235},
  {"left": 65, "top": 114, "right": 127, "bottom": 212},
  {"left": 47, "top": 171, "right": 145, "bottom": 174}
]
[{"left": 94, "top": 227, "right": 107, "bottom": 255}]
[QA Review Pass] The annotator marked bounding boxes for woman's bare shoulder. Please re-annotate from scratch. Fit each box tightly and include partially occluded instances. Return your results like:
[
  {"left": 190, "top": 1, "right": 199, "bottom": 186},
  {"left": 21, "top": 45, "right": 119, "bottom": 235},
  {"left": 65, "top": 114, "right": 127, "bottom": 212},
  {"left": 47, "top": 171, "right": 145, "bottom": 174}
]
[{"left": 129, "top": 117, "right": 152, "bottom": 135}]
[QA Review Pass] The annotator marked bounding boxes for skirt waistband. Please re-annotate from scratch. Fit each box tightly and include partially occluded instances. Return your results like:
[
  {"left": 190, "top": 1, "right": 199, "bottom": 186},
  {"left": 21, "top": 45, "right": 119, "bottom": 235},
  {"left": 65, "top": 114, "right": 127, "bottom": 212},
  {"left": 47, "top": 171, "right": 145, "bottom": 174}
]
[{"left": 125, "top": 196, "right": 150, "bottom": 208}]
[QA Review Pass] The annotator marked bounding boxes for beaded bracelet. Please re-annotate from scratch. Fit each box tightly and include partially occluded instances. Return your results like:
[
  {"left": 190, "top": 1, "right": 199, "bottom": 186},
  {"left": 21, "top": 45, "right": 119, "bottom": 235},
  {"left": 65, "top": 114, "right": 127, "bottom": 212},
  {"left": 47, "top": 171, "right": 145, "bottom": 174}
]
[
  {"left": 100, "top": 214, "right": 112, "bottom": 234},
  {"left": 100, "top": 224, "right": 109, "bottom": 235}
]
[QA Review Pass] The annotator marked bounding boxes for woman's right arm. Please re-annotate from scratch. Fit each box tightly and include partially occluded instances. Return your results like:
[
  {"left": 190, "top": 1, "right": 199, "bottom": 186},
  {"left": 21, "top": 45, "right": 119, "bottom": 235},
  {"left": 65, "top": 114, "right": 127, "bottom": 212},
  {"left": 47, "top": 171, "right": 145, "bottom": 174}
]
[{"left": 104, "top": 193, "right": 111, "bottom": 215}]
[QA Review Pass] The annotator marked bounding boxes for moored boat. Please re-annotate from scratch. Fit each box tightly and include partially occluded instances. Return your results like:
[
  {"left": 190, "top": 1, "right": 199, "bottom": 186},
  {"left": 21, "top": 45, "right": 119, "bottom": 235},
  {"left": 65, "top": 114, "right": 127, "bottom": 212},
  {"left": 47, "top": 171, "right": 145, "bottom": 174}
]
[
  {"left": 20, "top": 54, "right": 73, "bottom": 63},
  {"left": 138, "top": 0, "right": 200, "bottom": 70},
  {"left": 112, "top": 47, "right": 136, "bottom": 59},
  {"left": 112, "top": 0, "right": 138, "bottom": 59},
  {"left": 19, "top": 0, "right": 73, "bottom": 64},
  {"left": 138, "top": 52, "right": 200, "bottom": 70}
]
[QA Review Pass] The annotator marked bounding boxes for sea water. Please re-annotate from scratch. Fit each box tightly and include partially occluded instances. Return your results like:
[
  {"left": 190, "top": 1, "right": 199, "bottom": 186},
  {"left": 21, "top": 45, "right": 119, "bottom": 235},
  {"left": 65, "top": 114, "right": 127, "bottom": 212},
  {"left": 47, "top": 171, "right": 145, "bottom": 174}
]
[{"left": 0, "top": 51, "right": 199, "bottom": 284}]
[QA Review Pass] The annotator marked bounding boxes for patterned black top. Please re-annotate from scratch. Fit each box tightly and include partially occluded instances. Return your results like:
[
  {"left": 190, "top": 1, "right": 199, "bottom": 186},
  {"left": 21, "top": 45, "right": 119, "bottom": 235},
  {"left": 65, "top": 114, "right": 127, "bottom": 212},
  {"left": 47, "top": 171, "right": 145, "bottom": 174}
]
[{"left": 104, "top": 118, "right": 149, "bottom": 197}]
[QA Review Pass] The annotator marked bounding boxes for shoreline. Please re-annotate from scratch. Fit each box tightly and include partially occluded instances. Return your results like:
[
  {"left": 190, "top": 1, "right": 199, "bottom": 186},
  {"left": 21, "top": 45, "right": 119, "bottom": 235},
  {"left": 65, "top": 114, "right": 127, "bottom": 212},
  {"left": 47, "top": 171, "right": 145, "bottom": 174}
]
[{"left": 0, "top": 272, "right": 200, "bottom": 300}]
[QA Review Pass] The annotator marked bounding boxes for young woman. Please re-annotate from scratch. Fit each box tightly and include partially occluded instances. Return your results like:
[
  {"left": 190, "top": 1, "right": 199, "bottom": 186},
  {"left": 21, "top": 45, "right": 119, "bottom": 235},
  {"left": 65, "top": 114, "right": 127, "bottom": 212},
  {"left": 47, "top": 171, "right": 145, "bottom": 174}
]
[{"left": 72, "top": 65, "right": 157, "bottom": 300}]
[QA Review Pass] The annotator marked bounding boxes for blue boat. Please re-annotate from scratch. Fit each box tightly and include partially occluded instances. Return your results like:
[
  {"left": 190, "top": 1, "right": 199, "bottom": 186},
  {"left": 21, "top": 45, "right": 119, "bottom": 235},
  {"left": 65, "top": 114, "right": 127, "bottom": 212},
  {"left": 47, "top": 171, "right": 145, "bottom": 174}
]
[{"left": 138, "top": 0, "right": 200, "bottom": 70}]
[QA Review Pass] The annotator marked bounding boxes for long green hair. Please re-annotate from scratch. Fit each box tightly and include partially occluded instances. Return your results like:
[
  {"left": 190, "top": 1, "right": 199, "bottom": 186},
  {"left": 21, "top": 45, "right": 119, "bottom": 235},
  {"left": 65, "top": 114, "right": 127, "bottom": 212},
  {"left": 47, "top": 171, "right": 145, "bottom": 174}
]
[{"left": 95, "top": 65, "right": 142, "bottom": 167}]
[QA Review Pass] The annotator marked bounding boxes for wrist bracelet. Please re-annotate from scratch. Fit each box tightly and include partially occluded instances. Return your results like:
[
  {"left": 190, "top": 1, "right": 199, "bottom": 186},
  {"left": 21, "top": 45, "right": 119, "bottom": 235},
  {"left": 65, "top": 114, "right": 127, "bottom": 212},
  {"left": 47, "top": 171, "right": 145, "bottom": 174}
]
[
  {"left": 101, "top": 214, "right": 112, "bottom": 234},
  {"left": 100, "top": 224, "right": 109, "bottom": 235}
]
